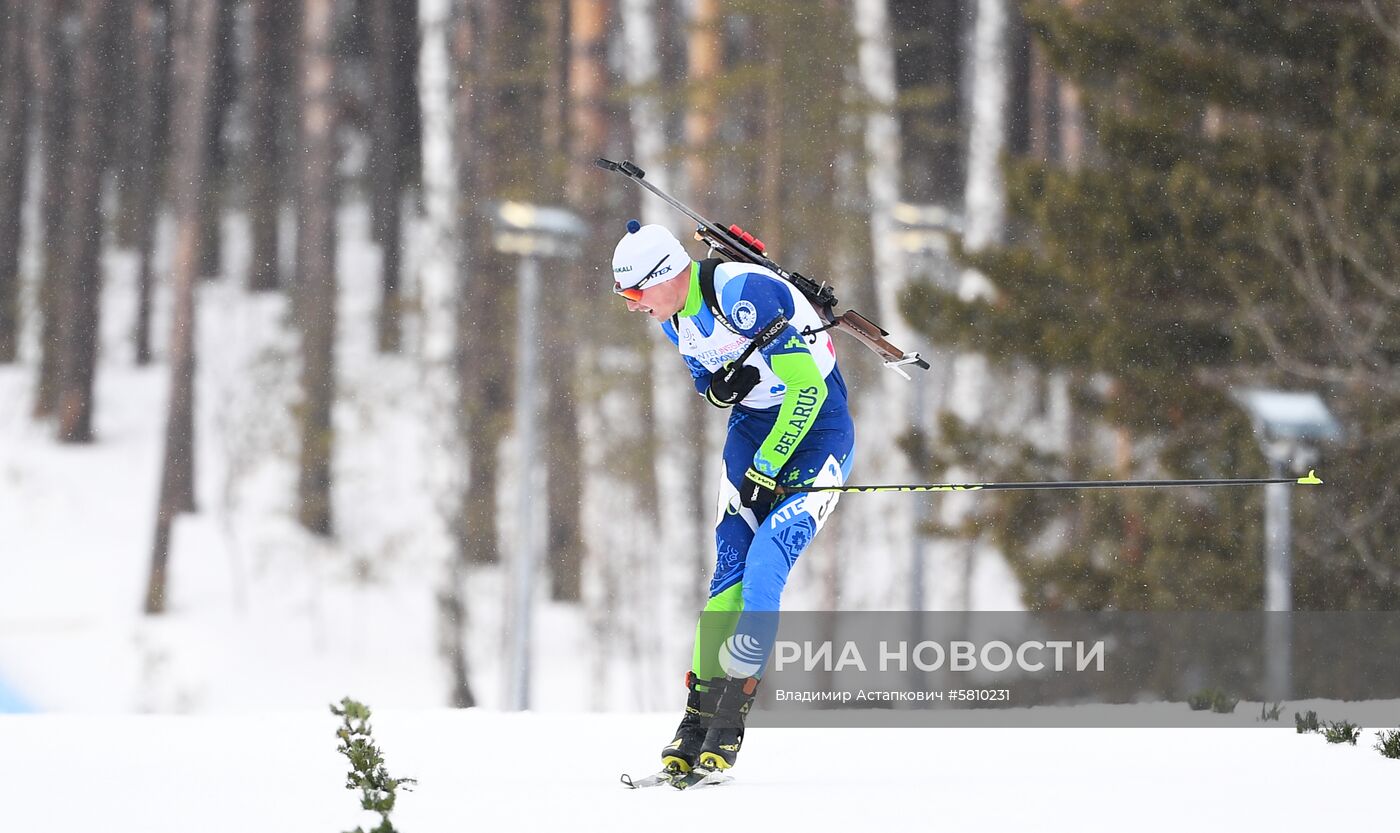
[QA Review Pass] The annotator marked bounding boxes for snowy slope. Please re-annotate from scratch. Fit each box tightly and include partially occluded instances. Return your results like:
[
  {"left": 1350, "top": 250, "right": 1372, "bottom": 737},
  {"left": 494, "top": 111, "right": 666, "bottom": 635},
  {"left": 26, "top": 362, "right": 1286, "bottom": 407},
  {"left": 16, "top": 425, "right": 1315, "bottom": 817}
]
[{"left": 0, "top": 710, "right": 1394, "bottom": 833}]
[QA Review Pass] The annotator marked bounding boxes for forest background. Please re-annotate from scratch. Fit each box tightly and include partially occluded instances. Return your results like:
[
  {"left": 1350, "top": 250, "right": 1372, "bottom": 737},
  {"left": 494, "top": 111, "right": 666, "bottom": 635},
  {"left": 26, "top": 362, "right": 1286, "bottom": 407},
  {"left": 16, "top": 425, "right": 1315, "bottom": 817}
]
[{"left": 1, "top": 0, "right": 1397, "bottom": 713}]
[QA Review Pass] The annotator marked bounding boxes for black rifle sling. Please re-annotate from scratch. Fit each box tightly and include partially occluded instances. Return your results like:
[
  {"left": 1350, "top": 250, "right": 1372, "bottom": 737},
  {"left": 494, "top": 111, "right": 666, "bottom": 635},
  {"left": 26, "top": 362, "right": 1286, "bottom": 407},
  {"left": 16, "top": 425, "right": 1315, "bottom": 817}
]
[{"left": 697, "top": 258, "right": 735, "bottom": 334}]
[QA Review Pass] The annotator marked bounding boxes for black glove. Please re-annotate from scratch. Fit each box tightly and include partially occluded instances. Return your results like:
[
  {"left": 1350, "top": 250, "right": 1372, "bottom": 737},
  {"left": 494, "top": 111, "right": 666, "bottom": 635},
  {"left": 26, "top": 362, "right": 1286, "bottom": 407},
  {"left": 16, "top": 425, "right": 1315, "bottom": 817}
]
[
  {"left": 739, "top": 467, "right": 778, "bottom": 516},
  {"left": 705, "top": 362, "right": 760, "bottom": 408}
]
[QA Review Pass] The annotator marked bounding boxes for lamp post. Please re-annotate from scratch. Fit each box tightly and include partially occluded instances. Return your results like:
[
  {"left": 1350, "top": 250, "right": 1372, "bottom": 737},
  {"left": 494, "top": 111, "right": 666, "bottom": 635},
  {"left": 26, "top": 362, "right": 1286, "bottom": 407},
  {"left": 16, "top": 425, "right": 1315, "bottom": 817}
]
[
  {"left": 493, "top": 201, "right": 585, "bottom": 711},
  {"left": 1234, "top": 389, "right": 1339, "bottom": 700}
]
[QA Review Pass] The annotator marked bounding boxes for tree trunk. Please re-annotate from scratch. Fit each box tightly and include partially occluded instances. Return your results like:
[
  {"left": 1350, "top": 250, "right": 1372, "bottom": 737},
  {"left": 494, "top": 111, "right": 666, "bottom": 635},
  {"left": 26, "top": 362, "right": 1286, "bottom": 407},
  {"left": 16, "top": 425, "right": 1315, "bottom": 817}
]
[
  {"left": 131, "top": 0, "right": 163, "bottom": 365},
  {"left": 684, "top": 0, "right": 719, "bottom": 213},
  {"left": 370, "top": 0, "right": 406, "bottom": 352},
  {"left": 1054, "top": 0, "right": 1086, "bottom": 170},
  {"left": 31, "top": 0, "right": 73, "bottom": 416},
  {"left": 552, "top": 0, "right": 614, "bottom": 602},
  {"left": 620, "top": 0, "right": 705, "bottom": 610},
  {"left": 246, "top": 0, "right": 288, "bottom": 292},
  {"left": 0, "top": 0, "right": 32, "bottom": 364},
  {"left": 540, "top": 0, "right": 567, "bottom": 168},
  {"left": 145, "top": 0, "right": 220, "bottom": 614},
  {"left": 55, "top": 0, "right": 117, "bottom": 443},
  {"left": 108, "top": 0, "right": 139, "bottom": 249},
  {"left": 452, "top": 0, "right": 511, "bottom": 566},
  {"left": 537, "top": 0, "right": 575, "bottom": 598},
  {"left": 420, "top": 0, "right": 473, "bottom": 708},
  {"left": 682, "top": 0, "right": 721, "bottom": 604},
  {"left": 197, "top": 0, "right": 235, "bottom": 280},
  {"left": 1027, "top": 37, "right": 1057, "bottom": 162},
  {"left": 295, "top": 0, "right": 340, "bottom": 537},
  {"left": 853, "top": 0, "right": 918, "bottom": 601},
  {"left": 964, "top": 0, "right": 1009, "bottom": 260},
  {"left": 535, "top": 0, "right": 581, "bottom": 601}
]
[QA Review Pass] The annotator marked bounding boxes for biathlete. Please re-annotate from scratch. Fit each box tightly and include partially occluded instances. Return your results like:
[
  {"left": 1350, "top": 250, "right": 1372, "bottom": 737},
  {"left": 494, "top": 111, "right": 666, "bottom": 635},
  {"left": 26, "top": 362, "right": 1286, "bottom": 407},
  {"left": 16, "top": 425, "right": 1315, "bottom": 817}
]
[{"left": 610, "top": 220, "right": 855, "bottom": 775}]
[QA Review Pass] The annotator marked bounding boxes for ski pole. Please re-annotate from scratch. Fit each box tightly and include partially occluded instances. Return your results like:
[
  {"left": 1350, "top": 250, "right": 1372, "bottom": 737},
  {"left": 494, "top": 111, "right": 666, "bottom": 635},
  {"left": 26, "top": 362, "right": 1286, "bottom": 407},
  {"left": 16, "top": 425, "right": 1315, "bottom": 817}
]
[{"left": 776, "top": 470, "right": 1323, "bottom": 496}]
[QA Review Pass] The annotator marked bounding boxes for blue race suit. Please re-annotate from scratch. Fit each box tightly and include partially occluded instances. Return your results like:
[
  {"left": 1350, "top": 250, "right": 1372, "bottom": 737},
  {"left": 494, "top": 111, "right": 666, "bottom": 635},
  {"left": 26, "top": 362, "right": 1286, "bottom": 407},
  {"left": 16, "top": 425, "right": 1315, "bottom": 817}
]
[{"left": 659, "top": 260, "right": 855, "bottom": 682}]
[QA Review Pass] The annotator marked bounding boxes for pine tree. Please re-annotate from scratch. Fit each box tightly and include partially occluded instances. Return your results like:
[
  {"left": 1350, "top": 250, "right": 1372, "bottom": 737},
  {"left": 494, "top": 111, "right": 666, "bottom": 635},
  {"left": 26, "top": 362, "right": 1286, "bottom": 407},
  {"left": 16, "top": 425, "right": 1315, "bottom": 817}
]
[
  {"left": 55, "top": 0, "right": 118, "bottom": 442},
  {"left": 130, "top": 0, "right": 168, "bottom": 365},
  {"left": 31, "top": 0, "right": 74, "bottom": 417},
  {"left": 296, "top": 0, "right": 341, "bottom": 537},
  {"left": 146, "top": 0, "right": 221, "bottom": 613},
  {"left": 246, "top": 0, "right": 296, "bottom": 293},
  {"left": 901, "top": 0, "right": 1400, "bottom": 609}
]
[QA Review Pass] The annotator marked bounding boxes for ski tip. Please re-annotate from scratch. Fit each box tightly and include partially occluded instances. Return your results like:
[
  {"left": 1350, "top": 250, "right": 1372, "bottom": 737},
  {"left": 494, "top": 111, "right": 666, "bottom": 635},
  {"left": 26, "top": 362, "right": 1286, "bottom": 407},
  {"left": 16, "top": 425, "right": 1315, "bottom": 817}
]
[{"left": 1297, "top": 469, "right": 1323, "bottom": 485}]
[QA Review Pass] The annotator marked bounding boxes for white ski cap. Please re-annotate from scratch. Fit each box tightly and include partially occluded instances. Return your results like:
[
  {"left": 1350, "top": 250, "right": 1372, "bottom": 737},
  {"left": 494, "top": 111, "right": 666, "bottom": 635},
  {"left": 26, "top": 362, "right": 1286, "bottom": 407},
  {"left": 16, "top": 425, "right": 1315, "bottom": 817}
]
[{"left": 611, "top": 220, "right": 691, "bottom": 290}]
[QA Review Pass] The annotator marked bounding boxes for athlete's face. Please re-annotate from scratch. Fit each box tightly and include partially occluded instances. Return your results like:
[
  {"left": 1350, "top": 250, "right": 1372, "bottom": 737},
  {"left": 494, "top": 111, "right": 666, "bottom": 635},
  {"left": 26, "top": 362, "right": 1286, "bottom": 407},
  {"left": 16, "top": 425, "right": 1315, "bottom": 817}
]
[{"left": 621, "top": 274, "right": 687, "bottom": 321}]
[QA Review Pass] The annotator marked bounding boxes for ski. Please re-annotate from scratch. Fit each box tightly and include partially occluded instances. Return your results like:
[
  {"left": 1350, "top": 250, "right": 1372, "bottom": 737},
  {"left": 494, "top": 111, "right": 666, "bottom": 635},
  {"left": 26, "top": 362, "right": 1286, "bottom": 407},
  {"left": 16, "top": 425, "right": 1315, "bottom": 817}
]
[
  {"left": 620, "top": 766, "right": 683, "bottom": 789},
  {"left": 594, "top": 157, "right": 929, "bottom": 379},
  {"left": 669, "top": 767, "right": 734, "bottom": 790},
  {"left": 620, "top": 765, "right": 735, "bottom": 790}
]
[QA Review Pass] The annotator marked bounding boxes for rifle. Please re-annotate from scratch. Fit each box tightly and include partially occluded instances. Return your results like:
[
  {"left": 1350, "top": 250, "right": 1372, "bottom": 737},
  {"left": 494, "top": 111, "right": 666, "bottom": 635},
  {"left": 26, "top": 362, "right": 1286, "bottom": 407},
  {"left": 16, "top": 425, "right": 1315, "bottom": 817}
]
[{"left": 594, "top": 158, "right": 929, "bottom": 379}]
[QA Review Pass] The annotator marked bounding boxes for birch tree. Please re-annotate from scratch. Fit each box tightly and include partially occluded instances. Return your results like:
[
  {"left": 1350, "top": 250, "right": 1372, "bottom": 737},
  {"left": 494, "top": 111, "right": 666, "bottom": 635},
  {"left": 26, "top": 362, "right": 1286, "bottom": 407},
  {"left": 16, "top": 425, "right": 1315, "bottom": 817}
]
[
  {"left": 962, "top": 0, "right": 1008, "bottom": 292},
  {"left": 850, "top": 0, "right": 921, "bottom": 604},
  {"left": 420, "top": 0, "right": 474, "bottom": 707},
  {"left": 620, "top": 0, "right": 705, "bottom": 617}
]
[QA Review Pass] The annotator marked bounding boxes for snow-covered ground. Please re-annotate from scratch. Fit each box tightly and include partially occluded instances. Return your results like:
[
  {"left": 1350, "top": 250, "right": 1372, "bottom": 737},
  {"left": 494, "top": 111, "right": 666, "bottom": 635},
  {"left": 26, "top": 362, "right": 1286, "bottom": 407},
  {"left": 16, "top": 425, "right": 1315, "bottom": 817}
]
[{"left": 1, "top": 710, "right": 1396, "bottom": 832}]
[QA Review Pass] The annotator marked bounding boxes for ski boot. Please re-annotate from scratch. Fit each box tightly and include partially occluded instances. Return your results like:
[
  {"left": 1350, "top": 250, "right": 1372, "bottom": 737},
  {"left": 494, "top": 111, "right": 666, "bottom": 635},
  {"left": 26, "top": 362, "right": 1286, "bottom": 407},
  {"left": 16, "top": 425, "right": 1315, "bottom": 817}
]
[
  {"left": 696, "top": 676, "right": 759, "bottom": 771},
  {"left": 660, "top": 672, "right": 722, "bottom": 773}
]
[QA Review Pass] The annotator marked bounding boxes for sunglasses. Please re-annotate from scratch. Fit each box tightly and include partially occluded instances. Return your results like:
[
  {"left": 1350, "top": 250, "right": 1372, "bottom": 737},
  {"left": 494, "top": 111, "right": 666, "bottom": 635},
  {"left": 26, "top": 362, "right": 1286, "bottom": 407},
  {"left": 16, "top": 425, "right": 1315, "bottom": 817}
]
[
  {"left": 613, "top": 282, "right": 647, "bottom": 302},
  {"left": 613, "top": 254, "right": 671, "bottom": 302}
]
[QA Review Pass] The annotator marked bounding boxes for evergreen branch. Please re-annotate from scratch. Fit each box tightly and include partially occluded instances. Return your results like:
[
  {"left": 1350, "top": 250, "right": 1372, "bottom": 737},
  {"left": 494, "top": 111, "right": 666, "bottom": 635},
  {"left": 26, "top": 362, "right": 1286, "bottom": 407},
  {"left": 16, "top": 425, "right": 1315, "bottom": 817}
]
[{"left": 331, "top": 697, "right": 416, "bottom": 833}]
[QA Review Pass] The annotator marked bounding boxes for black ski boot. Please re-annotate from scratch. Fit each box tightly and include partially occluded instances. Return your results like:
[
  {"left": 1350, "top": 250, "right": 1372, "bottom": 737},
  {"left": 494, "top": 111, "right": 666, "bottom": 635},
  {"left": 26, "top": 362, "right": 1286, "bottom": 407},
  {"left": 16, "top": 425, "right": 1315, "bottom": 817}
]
[
  {"left": 696, "top": 676, "right": 759, "bottom": 771},
  {"left": 660, "top": 672, "right": 722, "bottom": 773}
]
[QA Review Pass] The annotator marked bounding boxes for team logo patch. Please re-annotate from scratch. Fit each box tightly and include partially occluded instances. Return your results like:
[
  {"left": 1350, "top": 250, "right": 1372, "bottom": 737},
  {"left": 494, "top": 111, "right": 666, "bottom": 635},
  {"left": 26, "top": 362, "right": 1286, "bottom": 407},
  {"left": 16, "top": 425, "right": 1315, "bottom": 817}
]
[{"left": 731, "top": 300, "right": 757, "bottom": 330}]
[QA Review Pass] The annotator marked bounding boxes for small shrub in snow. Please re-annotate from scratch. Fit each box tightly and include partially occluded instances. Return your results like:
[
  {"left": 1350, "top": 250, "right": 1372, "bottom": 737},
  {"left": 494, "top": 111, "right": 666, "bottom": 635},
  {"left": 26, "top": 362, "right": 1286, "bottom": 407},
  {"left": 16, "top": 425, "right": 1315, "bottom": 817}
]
[
  {"left": 1188, "top": 688, "right": 1237, "bottom": 713},
  {"left": 1322, "top": 721, "right": 1361, "bottom": 745},
  {"left": 1374, "top": 730, "right": 1400, "bottom": 759},
  {"left": 1258, "top": 702, "right": 1283, "bottom": 722},
  {"left": 1295, "top": 710, "right": 1320, "bottom": 733},
  {"left": 332, "top": 697, "right": 416, "bottom": 833}
]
